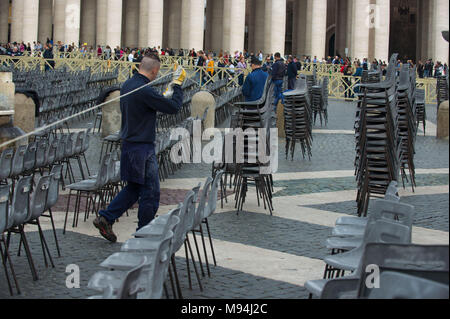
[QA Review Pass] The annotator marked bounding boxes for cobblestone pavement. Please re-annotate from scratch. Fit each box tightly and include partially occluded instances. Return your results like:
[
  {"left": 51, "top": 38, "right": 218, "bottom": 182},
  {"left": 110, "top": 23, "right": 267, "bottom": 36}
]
[{"left": 0, "top": 100, "right": 448, "bottom": 299}]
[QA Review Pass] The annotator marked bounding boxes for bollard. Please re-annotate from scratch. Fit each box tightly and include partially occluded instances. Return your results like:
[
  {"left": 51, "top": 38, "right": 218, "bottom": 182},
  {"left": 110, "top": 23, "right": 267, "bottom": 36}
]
[
  {"left": 191, "top": 91, "right": 215, "bottom": 129},
  {"left": 276, "top": 101, "right": 285, "bottom": 138},
  {"left": 437, "top": 100, "right": 449, "bottom": 139},
  {"left": 14, "top": 93, "right": 36, "bottom": 134},
  {"left": 101, "top": 90, "right": 121, "bottom": 138}
]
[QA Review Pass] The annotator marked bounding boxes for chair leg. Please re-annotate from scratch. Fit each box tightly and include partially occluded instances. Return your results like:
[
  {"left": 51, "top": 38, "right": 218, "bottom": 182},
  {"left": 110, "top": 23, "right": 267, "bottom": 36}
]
[
  {"left": 184, "top": 240, "right": 192, "bottom": 290},
  {"left": 171, "top": 255, "right": 183, "bottom": 299},
  {"left": 185, "top": 235, "right": 203, "bottom": 291},
  {"left": 63, "top": 190, "right": 73, "bottom": 235},
  {"left": 19, "top": 225, "right": 39, "bottom": 281},
  {"left": 167, "top": 263, "right": 177, "bottom": 299},
  {"left": 204, "top": 218, "right": 217, "bottom": 267},
  {"left": 0, "top": 240, "right": 14, "bottom": 295},
  {"left": 37, "top": 218, "right": 55, "bottom": 268},
  {"left": 198, "top": 225, "right": 211, "bottom": 277},
  {"left": 48, "top": 209, "right": 61, "bottom": 257},
  {"left": 1, "top": 235, "right": 20, "bottom": 295},
  {"left": 190, "top": 230, "right": 205, "bottom": 277}
]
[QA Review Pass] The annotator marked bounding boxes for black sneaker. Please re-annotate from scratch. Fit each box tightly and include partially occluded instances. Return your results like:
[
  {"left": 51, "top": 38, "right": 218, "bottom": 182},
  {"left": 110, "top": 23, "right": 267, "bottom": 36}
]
[{"left": 93, "top": 216, "right": 117, "bottom": 243}]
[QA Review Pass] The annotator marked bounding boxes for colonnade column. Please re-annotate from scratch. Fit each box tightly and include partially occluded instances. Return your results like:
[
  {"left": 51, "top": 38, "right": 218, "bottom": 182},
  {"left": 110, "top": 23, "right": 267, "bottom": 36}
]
[
  {"left": 351, "top": 0, "right": 370, "bottom": 61},
  {"left": 105, "top": 0, "right": 123, "bottom": 49},
  {"left": 38, "top": 0, "right": 53, "bottom": 44},
  {"left": 181, "top": 0, "right": 205, "bottom": 51},
  {"left": 223, "top": 0, "right": 246, "bottom": 54},
  {"left": 138, "top": 0, "right": 148, "bottom": 48},
  {"left": 11, "top": 0, "right": 25, "bottom": 42},
  {"left": 167, "top": 0, "right": 181, "bottom": 49},
  {"left": 0, "top": 0, "right": 10, "bottom": 43},
  {"left": 264, "top": 0, "right": 286, "bottom": 56},
  {"left": 96, "top": 0, "right": 107, "bottom": 46},
  {"left": 80, "top": 0, "right": 97, "bottom": 47},
  {"left": 53, "top": 0, "right": 66, "bottom": 44},
  {"left": 372, "top": 0, "right": 390, "bottom": 62},
  {"left": 22, "top": 0, "right": 40, "bottom": 45},
  {"left": 253, "top": 0, "right": 266, "bottom": 54},
  {"left": 305, "top": 0, "right": 327, "bottom": 60},
  {"left": 431, "top": 0, "right": 449, "bottom": 64},
  {"left": 64, "top": 0, "right": 81, "bottom": 46},
  {"left": 123, "top": 0, "right": 139, "bottom": 48},
  {"left": 147, "top": 0, "right": 164, "bottom": 48}
]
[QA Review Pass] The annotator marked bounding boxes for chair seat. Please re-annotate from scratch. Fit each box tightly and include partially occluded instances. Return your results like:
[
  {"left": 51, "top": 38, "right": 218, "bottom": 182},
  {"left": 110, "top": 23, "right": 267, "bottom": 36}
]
[
  {"left": 67, "top": 179, "right": 98, "bottom": 191},
  {"left": 324, "top": 251, "right": 361, "bottom": 271},
  {"left": 100, "top": 252, "right": 154, "bottom": 271},
  {"left": 335, "top": 216, "right": 368, "bottom": 227},
  {"left": 304, "top": 279, "right": 328, "bottom": 297},
  {"left": 332, "top": 224, "right": 365, "bottom": 237},
  {"left": 121, "top": 238, "right": 160, "bottom": 253},
  {"left": 88, "top": 270, "right": 126, "bottom": 292},
  {"left": 326, "top": 236, "right": 363, "bottom": 251}
]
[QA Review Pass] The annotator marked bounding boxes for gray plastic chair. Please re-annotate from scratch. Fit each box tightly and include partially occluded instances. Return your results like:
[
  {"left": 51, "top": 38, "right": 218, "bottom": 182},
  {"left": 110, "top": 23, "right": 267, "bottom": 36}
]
[
  {"left": 8, "top": 176, "right": 38, "bottom": 281},
  {"left": 23, "top": 142, "right": 37, "bottom": 173},
  {"left": 64, "top": 153, "right": 111, "bottom": 234},
  {"left": 330, "top": 199, "right": 414, "bottom": 242},
  {"left": 306, "top": 219, "right": 412, "bottom": 299},
  {"left": 41, "top": 164, "right": 62, "bottom": 257},
  {"left": 0, "top": 184, "right": 20, "bottom": 295},
  {"left": 88, "top": 230, "right": 174, "bottom": 299},
  {"left": 323, "top": 218, "right": 412, "bottom": 279},
  {"left": 368, "top": 271, "right": 449, "bottom": 299},
  {"left": 89, "top": 258, "right": 148, "bottom": 299},
  {"left": 357, "top": 243, "right": 449, "bottom": 298},
  {"left": 25, "top": 174, "right": 54, "bottom": 268},
  {"left": 9, "top": 145, "right": 27, "bottom": 180},
  {"left": 0, "top": 148, "right": 14, "bottom": 182}
]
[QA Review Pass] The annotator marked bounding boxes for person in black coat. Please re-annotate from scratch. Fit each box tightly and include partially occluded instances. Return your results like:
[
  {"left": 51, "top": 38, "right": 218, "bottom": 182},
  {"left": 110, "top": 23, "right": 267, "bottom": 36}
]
[
  {"left": 287, "top": 56, "right": 298, "bottom": 90},
  {"left": 43, "top": 44, "right": 54, "bottom": 71}
]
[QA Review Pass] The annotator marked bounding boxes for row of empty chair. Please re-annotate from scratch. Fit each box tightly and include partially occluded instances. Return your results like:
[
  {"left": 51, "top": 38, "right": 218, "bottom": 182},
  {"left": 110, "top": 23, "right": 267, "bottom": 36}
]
[
  {"left": 305, "top": 182, "right": 449, "bottom": 299},
  {"left": 87, "top": 171, "right": 225, "bottom": 299},
  {"left": 0, "top": 166, "right": 63, "bottom": 296}
]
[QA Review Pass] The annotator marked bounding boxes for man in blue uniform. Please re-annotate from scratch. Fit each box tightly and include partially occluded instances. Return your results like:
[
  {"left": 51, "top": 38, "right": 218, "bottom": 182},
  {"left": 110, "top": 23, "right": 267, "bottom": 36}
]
[
  {"left": 242, "top": 56, "right": 269, "bottom": 102},
  {"left": 93, "top": 53, "right": 186, "bottom": 242}
]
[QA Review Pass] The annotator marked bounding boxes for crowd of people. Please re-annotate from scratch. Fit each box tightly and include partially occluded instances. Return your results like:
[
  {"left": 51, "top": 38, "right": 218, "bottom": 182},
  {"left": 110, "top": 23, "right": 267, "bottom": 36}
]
[{"left": 1, "top": 39, "right": 448, "bottom": 81}]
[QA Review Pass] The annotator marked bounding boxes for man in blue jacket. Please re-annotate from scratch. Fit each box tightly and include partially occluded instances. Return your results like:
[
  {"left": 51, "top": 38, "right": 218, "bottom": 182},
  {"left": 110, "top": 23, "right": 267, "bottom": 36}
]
[
  {"left": 93, "top": 53, "right": 186, "bottom": 242},
  {"left": 242, "top": 56, "right": 269, "bottom": 102},
  {"left": 271, "top": 52, "right": 286, "bottom": 110}
]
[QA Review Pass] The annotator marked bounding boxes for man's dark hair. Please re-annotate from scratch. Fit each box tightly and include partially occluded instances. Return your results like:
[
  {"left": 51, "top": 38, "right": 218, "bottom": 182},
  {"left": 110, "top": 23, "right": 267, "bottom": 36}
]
[{"left": 274, "top": 52, "right": 281, "bottom": 58}]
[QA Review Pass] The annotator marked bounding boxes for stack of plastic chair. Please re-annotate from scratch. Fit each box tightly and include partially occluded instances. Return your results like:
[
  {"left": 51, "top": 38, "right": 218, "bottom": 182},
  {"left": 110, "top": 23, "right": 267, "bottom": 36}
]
[
  {"left": 88, "top": 208, "right": 179, "bottom": 299},
  {"left": 305, "top": 197, "right": 415, "bottom": 299},
  {"left": 233, "top": 77, "right": 275, "bottom": 215},
  {"left": 436, "top": 75, "right": 449, "bottom": 110},
  {"left": 354, "top": 54, "right": 401, "bottom": 218},
  {"left": 396, "top": 65, "right": 418, "bottom": 191},
  {"left": 283, "top": 76, "right": 313, "bottom": 160},
  {"left": 415, "top": 89, "right": 426, "bottom": 135},
  {"left": 311, "top": 77, "right": 329, "bottom": 127}
]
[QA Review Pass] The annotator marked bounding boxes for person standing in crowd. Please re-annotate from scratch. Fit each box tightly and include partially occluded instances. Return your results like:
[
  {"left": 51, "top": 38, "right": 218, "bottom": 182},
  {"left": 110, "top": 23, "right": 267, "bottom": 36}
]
[
  {"left": 287, "top": 55, "right": 298, "bottom": 90},
  {"left": 97, "top": 45, "right": 102, "bottom": 58},
  {"left": 272, "top": 52, "right": 286, "bottom": 110},
  {"left": 242, "top": 56, "right": 269, "bottom": 102},
  {"left": 236, "top": 55, "right": 247, "bottom": 86},
  {"left": 218, "top": 56, "right": 226, "bottom": 79},
  {"left": 128, "top": 50, "right": 135, "bottom": 62},
  {"left": 343, "top": 62, "right": 353, "bottom": 99},
  {"left": 417, "top": 61, "right": 424, "bottom": 78},
  {"left": 294, "top": 56, "right": 302, "bottom": 71},
  {"left": 206, "top": 53, "right": 215, "bottom": 79},
  {"left": 93, "top": 54, "right": 186, "bottom": 242},
  {"left": 353, "top": 62, "right": 363, "bottom": 94},
  {"left": 43, "top": 43, "right": 54, "bottom": 71}
]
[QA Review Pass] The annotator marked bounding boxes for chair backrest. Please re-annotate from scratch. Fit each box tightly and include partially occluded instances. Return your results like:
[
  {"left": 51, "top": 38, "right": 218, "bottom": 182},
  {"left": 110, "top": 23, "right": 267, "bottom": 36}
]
[
  {"left": 193, "top": 177, "right": 213, "bottom": 228},
  {"left": 35, "top": 139, "right": 48, "bottom": 168},
  {"left": 0, "top": 184, "right": 10, "bottom": 233},
  {"left": 366, "top": 199, "right": 415, "bottom": 242},
  {"left": 367, "top": 271, "right": 449, "bottom": 299},
  {"left": 174, "top": 191, "right": 196, "bottom": 252},
  {"left": 30, "top": 174, "right": 51, "bottom": 220},
  {"left": 204, "top": 170, "right": 225, "bottom": 219},
  {"left": 73, "top": 131, "right": 83, "bottom": 154},
  {"left": 95, "top": 153, "right": 112, "bottom": 188},
  {"left": 10, "top": 145, "right": 27, "bottom": 177},
  {"left": 357, "top": 243, "right": 449, "bottom": 298},
  {"left": 23, "top": 142, "right": 37, "bottom": 171},
  {"left": 45, "top": 165, "right": 62, "bottom": 210},
  {"left": 11, "top": 176, "right": 33, "bottom": 227},
  {"left": 55, "top": 137, "right": 66, "bottom": 162},
  {"left": 0, "top": 148, "right": 14, "bottom": 180},
  {"left": 116, "top": 257, "right": 148, "bottom": 299},
  {"left": 146, "top": 230, "right": 174, "bottom": 299},
  {"left": 45, "top": 138, "right": 58, "bottom": 166}
]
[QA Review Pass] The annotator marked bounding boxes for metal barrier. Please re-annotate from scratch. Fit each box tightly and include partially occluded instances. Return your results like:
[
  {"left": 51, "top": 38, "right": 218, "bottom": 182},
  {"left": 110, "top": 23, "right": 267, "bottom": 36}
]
[{"left": 1, "top": 55, "right": 438, "bottom": 104}]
